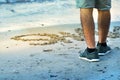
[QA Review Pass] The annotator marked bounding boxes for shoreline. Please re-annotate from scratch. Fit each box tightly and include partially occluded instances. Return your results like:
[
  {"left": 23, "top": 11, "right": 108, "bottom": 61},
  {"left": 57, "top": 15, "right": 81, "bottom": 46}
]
[{"left": 0, "top": 21, "right": 120, "bottom": 33}]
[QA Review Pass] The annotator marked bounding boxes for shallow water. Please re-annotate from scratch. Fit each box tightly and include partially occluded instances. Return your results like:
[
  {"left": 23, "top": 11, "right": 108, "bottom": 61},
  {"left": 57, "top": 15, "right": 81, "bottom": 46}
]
[{"left": 0, "top": 0, "right": 120, "bottom": 32}]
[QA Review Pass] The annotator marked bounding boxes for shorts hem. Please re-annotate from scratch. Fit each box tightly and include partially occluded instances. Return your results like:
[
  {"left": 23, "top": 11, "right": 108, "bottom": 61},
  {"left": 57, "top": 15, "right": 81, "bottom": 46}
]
[
  {"left": 76, "top": 6, "right": 94, "bottom": 9},
  {"left": 76, "top": 6, "right": 111, "bottom": 10},
  {"left": 96, "top": 7, "right": 111, "bottom": 10}
]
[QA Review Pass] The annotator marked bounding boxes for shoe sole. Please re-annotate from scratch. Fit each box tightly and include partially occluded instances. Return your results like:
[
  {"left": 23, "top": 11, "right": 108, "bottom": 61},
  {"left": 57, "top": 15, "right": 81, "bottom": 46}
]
[
  {"left": 79, "top": 57, "right": 100, "bottom": 62},
  {"left": 98, "top": 50, "right": 111, "bottom": 56}
]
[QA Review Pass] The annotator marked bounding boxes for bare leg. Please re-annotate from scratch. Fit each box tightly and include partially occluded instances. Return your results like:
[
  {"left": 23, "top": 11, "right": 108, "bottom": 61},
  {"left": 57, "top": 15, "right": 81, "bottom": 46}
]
[
  {"left": 80, "top": 8, "right": 95, "bottom": 48},
  {"left": 98, "top": 10, "right": 111, "bottom": 43}
]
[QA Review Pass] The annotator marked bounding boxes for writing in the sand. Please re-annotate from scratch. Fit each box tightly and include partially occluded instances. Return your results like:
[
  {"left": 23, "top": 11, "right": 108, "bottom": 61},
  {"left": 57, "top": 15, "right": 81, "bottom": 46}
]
[{"left": 11, "top": 31, "right": 84, "bottom": 46}]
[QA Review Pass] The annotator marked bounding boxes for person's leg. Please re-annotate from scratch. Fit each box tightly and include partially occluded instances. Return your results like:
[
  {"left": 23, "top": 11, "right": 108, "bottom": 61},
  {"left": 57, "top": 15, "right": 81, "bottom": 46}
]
[
  {"left": 98, "top": 10, "right": 111, "bottom": 43},
  {"left": 96, "top": 0, "right": 111, "bottom": 43},
  {"left": 96, "top": 10, "right": 111, "bottom": 55},
  {"left": 77, "top": 0, "right": 99, "bottom": 62},
  {"left": 95, "top": 0, "right": 111, "bottom": 55},
  {"left": 80, "top": 8, "right": 95, "bottom": 49}
]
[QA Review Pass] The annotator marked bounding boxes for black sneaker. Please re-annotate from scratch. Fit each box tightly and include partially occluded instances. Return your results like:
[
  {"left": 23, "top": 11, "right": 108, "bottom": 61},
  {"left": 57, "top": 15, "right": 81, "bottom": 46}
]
[
  {"left": 97, "top": 45, "right": 111, "bottom": 56},
  {"left": 79, "top": 49, "right": 99, "bottom": 62}
]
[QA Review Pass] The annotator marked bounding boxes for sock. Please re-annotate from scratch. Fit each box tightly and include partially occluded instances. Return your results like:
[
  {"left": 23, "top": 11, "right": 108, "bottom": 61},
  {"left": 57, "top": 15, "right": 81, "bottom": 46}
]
[
  {"left": 97, "top": 42, "right": 107, "bottom": 47},
  {"left": 87, "top": 47, "right": 96, "bottom": 53}
]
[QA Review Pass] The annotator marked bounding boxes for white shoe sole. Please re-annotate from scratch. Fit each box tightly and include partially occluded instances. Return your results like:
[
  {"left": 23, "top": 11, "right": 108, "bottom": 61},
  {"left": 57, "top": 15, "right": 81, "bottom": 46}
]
[
  {"left": 98, "top": 50, "right": 111, "bottom": 56},
  {"left": 79, "top": 57, "right": 100, "bottom": 62}
]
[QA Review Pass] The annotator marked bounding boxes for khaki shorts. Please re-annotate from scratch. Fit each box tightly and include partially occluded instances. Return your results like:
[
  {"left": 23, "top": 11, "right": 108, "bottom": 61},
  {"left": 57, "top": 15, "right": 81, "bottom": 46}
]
[{"left": 76, "top": 0, "right": 111, "bottom": 10}]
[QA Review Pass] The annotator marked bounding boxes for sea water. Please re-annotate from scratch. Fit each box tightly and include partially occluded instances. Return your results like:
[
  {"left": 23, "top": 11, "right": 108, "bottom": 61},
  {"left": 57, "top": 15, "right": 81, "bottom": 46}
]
[{"left": 0, "top": 0, "right": 120, "bottom": 32}]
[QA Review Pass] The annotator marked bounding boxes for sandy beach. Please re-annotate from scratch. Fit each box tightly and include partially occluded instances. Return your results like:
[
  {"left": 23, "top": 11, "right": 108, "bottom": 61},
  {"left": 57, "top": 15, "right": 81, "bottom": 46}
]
[
  {"left": 0, "top": 0, "right": 120, "bottom": 80},
  {"left": 0, "top": 24, "right": 120, "bottom": 80}
]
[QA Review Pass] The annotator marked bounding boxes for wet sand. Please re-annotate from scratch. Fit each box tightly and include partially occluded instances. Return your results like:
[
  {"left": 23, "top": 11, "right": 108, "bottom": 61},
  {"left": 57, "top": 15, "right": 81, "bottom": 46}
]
[{"left": 0, "top": 24, "right": 120, "bottom": 80}]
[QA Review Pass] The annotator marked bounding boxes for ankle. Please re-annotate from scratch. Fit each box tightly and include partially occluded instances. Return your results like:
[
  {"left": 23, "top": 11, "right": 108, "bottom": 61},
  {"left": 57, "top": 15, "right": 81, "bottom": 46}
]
[
  {"left": 97, "top": 42, "right": 107, "bottom": 47},
  {"left": 87, "top": 47, "right": 96, "bottom": 53}
]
